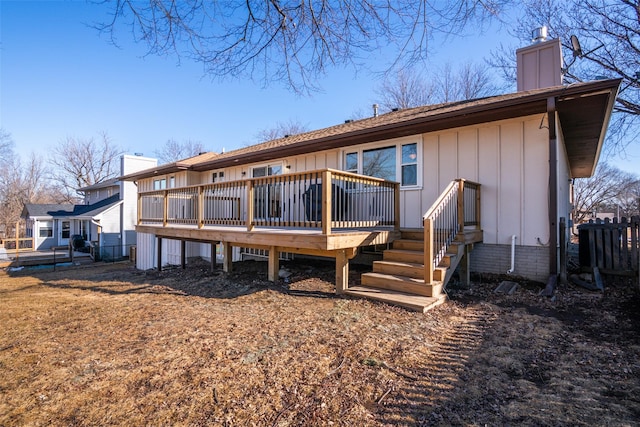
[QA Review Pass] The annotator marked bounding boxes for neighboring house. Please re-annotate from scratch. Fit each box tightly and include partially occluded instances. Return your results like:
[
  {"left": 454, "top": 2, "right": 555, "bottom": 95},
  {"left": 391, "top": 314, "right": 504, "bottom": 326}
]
[
  {"left": 121, "top": 36, "right": 619, "bottom": 311},
  {"left": 23, "top": 154, "right": 157, "bottom": 256}
]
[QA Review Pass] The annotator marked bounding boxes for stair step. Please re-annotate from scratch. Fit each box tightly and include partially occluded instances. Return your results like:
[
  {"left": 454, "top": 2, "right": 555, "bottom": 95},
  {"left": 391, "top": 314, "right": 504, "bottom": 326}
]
[
  {"left": 383, "top": 249, "right": 424, "bottom": 264},
  {"left": 373, "top": 260, "right": 424, "bottom": 279},
  {"left": 400, "top": 230, "right": 424, "bottom": 241},
  {"left": 393, "top": 239, "right": 423, "bottom": 251},
  {"left": 345, "top": 286, "right": 447, "bottom": 312},
  {"left": 361, "top": 272, "right": 443, "bottom": 297}
]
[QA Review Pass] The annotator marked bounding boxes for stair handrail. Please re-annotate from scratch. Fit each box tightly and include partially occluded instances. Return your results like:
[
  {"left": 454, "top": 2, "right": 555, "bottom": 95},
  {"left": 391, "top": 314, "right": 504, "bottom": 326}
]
[{"left": 422, "top": 179, "right": 481, "bottom": 284}]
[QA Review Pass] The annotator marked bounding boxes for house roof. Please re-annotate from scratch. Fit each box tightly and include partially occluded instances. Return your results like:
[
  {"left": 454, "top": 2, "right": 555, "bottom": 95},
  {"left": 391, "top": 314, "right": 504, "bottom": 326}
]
[
  {"left": 22, "top": 194, "right": 122, "bottom": 220},
  {"left": 122, "top": 79, "right": 620, "bottom": 181},
  {"left": 120, "top": 151, "right": 220, "bottom": 181},
  {"left": 78, "top": 178, "right": 120, "bottom": 192}
]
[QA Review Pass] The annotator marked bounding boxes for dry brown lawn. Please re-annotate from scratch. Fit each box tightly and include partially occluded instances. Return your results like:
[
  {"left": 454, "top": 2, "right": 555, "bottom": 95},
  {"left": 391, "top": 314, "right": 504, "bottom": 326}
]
[{"left": 1, "top": 259, "right": 639, "bottom": 426}]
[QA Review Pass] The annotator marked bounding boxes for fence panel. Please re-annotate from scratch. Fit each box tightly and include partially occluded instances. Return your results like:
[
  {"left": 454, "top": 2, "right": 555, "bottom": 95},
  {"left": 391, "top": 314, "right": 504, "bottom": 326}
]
[{"left": 578, "top": 216, "right": 640, "bottom": 276}]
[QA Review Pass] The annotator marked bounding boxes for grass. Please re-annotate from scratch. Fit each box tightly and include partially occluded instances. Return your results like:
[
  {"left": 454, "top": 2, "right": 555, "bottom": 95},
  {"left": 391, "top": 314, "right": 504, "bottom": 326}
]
[{"left": 1, "top": 259, "right": 639, "bottom": 426}]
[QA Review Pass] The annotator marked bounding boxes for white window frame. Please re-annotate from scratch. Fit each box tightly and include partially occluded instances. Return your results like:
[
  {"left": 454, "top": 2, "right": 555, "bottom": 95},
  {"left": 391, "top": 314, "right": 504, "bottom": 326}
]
[
  {"left": 212, "top": 170, "right": 226, "bottom": 183},
  {"left": 341, "top": 136, "right": 422, "bottom": 189},
  {"left": 153, "top": 178, "right": 167, "bottom": 190}
]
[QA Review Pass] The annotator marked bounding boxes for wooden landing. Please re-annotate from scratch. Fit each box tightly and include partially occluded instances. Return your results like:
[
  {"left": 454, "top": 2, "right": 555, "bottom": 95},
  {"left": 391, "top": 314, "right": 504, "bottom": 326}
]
[{"left": 345, "top": 286, "right": 447, "bottom": 312}]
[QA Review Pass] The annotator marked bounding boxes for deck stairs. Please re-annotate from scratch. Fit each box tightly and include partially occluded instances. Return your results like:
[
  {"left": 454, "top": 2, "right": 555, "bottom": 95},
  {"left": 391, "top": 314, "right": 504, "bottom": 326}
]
[{"left": 346, "top": 229, "right": 480, "bottom": 312}]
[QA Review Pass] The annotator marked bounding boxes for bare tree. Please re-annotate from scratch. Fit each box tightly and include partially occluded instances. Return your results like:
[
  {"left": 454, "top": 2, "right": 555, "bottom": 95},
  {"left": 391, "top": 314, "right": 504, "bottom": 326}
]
[
  {"left": 254, "top": 119, "right": 309, "bottom": 142},
  {"left": 94, "top": 1, "right": 510, "bottom": 93},
  {"left": 613, "top": 178, "right": 640, "bottom": 219},
  {"left": 0, "top": 128, "right": 13, "bottom": 162},
  {"left": 154, "top": 139, "right": 206, "bottom": 163},
  {"left": 49, "top": 132, "right": 123, "bottom": 201},
  {"left": 0, "top": 151, "right": 57, "bottom": 239},
  {"left": 375, "top": 62, "right": 499, "bottom": 111},
  {"left": 376, "top": 69, "right": 435, "bottom": 111},
  {"left": 572, "top": 163, "right": 637, "bottom": 224},
  {"left": 489, "top": 0, "right": 639, "bottom": 153}
]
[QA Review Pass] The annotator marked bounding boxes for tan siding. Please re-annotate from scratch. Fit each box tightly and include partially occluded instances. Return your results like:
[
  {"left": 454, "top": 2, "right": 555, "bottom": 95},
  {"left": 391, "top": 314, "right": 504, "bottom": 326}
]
[
  {"left": 438, "top": 132, "right": 458, "bottom": 187},
  {"left": 422, "top": 133, "right": 440, "bottom": 209},
  {"left": 457, "top": 128, "right": 479, "bottom": 181},
  {"left": 498, "top": 121, "right": 524, "bottom": 244},
  {"left": 477, "top": 126, "right": 500, "bottom": 244},
  {"left": 523, "top": 117, "right": 549, "bottom": 246}
]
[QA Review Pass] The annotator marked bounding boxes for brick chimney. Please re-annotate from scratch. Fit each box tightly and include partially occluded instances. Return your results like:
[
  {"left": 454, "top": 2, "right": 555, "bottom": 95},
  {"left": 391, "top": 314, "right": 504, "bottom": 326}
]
[{"left": 516, "top": 27, "right": 564, "bottom": 91}]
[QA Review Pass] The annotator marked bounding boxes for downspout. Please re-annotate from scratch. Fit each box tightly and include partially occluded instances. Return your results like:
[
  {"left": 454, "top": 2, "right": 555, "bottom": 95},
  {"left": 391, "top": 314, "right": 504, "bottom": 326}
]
[
  {"left": 547, "top": 97, "right": 558, "bottom": 276},
  {"left": 507, "top": 235, "right": 517, "bottom": 274}
]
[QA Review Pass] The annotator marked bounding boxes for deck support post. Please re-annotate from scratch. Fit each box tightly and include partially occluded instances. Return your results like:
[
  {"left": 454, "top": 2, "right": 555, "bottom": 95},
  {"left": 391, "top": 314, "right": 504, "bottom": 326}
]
[
  {"left": 268, "top": 246, "right": 279, "bottom": 282},
  {"left": 181, "top": 240, "right": 186, "bottom": 269},
  {"left": 157, "top": 237, "right": 162, "bottom": 271},
  {"left": 460, "top": 244, "right": 471, "bottom": 288},
  {"left": 222, "top": 241, "right": 232, "bottom": 273},
  {"left": 335, "top": 249, "right": 349, "bottom": 294},
  {"left": 210, "top": 242, "right": 217, "bottom": 272}
]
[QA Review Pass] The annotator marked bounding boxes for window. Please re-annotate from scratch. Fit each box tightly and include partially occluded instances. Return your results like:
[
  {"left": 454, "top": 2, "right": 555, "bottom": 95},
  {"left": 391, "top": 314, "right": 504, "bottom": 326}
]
[
  {"left": 61, "top": 221, "right": 70, "bottom": 239},
  {"left": 212, "top": 171, "right": 225, "bottom": 183},
  {"left": 252, "top": 164, "right": 282, "bottom": 218},
  {"left": 153, "top": 178, "right": 167, "bottom": 190},
  {"left": 363, "top": 146, "right": 396, "bottom": 182},
  {"left": 343, "top": 139, "right": 421, "bottom": 188},
  {"left": 169, "top": 176, "right": 175, "bottom": 188},
  {"left": 345, "top": 152, "right": 358, "bottom": 174},
  {"left": 39, "top": 221, "right": 53, "bottom": 238},
  {"left": 401, "top": 143, "right": 418, "bottom": 186}
]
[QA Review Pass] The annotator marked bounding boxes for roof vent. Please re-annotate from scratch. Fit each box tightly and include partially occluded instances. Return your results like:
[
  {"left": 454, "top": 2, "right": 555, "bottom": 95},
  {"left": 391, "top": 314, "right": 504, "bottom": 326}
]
[
  {"left": 344, "top": 119, "right": 352, "bottom": 123},
  {"left": 532, "top": 26, "right": 548, "bottom": 44},
  {"left": 134, "top": 152, "right": 144, "bottom": 156},
  {"left": 391, "top": 108, "right": 399, "bottom": 112},
  {"left": 284, "top": 134, "right": 290, "bottom": 138},
  {"left": 373, "top": 103, "right": 379, "bottom": 117}
]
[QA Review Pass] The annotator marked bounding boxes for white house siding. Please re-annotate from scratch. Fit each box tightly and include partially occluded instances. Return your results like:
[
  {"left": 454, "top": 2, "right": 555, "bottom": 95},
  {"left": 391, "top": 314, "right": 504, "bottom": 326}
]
[
  {"left": 136, "top": 231, "right": 155, "bottom": 270},
  {"left": 98, "top": 204, "right": 124, "bottom": 257}
]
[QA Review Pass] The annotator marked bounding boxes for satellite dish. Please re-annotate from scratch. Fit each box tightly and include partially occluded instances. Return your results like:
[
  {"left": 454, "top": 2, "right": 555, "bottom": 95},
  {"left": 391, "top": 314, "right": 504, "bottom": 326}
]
[{"left": 570, "top": 35, "right": 583, "bottom": 58}]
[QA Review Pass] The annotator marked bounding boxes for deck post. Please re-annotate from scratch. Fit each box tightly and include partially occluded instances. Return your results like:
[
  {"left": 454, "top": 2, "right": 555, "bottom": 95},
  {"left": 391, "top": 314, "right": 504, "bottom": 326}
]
[
  {"left": 424, "top": 218, "right": 434, "bottom": 284},
  {"left": 268, "top": 246, "right": 279, "bottom": 282},
  {"left": 322, "top": 170, "right": 332, "bottom": 235},
  {"left": 460, "top": 244, "right": 471, "bottom": 288},
  {"left": 222, "top": 241, "right": 233, "bottom": 273},
  {"left": 198, "top": 185, "right": 204, "bottom": 229},
  {"left": 457, "top": 179, "right": 465, "bottom": 233},
  {"left": 335, "top": 249, "right": 349, "bottom": 294},
  {"left": 211, "top": 242, "right": 217, "bottom": 272},
  {"left": 394, "top": 183, "right": 401, "bottom": 231},
  {"left": 163, "top": 190, "right": 168, "bottom": 227},
  {"left": 157, "top": 236, "right": 162, "bottom": 271},
  {"left": 246, "top": 179, "right": 254, "bottom": 231},
  {"left": 181, "top": 240, "right": 186, "bottom": 269},
  {"left": 137, "top": 193, "right": 142, "bottom": 225}
]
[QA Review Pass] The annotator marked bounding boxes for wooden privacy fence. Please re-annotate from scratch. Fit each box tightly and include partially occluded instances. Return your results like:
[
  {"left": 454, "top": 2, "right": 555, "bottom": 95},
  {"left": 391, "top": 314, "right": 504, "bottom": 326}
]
[{"left": 577, "top": 216, "right": 639, "bottom": 276}]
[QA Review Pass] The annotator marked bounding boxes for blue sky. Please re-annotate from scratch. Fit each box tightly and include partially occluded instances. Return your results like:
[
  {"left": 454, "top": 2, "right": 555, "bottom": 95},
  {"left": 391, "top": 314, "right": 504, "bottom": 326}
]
[{"left": 1, "top": 1, "right": 637, "bottom": 175}]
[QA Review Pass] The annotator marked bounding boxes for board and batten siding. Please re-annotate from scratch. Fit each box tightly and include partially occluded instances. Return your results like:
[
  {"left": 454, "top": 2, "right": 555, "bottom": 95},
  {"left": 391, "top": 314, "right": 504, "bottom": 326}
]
[{"left": 420, "top": 115, "right": 550, "bottom": 246}]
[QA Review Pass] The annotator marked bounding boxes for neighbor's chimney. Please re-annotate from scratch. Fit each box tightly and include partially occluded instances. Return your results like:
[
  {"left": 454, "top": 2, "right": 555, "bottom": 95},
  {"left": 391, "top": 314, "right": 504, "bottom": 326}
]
[{"left": 516, "top": 26, "right": 564, "bottom": 91}]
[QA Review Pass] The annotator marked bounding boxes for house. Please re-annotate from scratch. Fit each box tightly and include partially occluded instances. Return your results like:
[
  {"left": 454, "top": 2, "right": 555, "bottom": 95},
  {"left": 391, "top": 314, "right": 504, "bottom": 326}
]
[
  {"left": 121, "top": 36, "right": 620, "bottom": 311},
  {"left": 22, "top": 154, "right": 157, "bottom": 258}
]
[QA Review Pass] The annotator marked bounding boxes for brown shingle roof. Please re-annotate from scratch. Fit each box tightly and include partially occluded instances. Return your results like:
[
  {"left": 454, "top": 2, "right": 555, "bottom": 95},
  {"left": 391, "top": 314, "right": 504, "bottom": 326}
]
[{"left": 122, "top": 78, "right": 620, "bottom": 180}]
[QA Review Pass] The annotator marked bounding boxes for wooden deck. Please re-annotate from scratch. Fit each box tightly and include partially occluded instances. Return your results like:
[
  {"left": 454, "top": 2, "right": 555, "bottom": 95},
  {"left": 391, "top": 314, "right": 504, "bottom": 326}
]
[{"left": 136, "top": 223, "right": 401, "bottom": 293}]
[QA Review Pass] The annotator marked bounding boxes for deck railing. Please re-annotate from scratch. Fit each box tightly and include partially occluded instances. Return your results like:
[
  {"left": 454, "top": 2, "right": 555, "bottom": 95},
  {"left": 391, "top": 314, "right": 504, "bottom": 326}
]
[
  {"left": 138, "top": 169, "right": 400, "bottom": 235},
  {"left": 0, "top": 237, "right": 35, "bottom": 252},
  {"left": 422, "top": 179, "right": 481, "bottom": 283}
]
